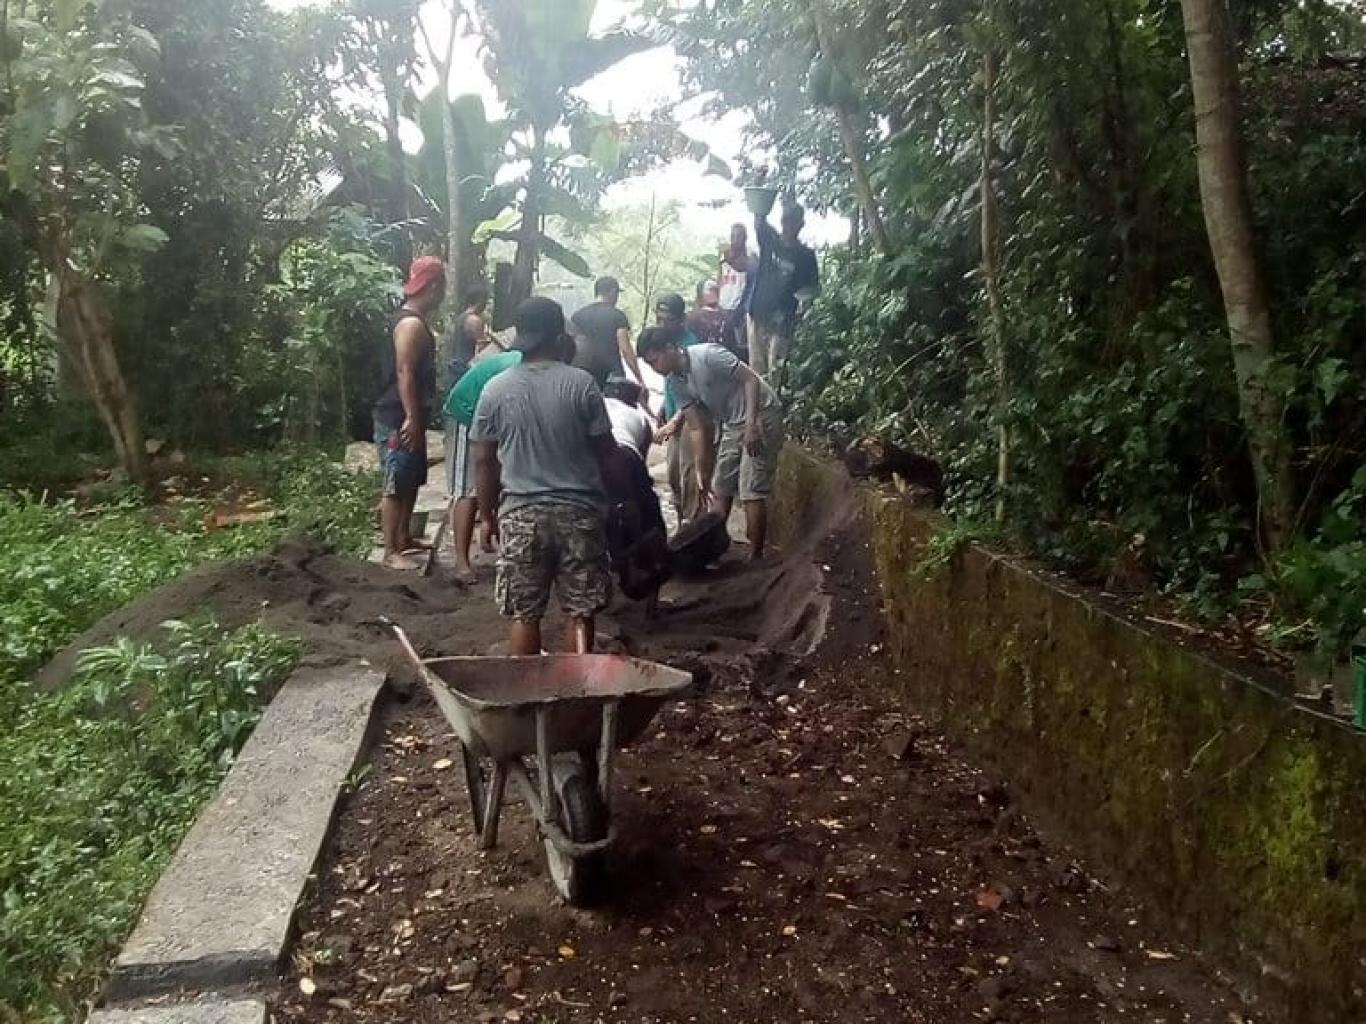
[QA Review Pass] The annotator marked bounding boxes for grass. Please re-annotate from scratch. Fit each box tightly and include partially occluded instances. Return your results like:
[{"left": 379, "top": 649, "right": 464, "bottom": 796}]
[
  {"left": 0, "top": 445, "right": 375, "bottom": 1022},
  {"left": 0, "top": 620, "right": 301, "bottom": 1021},
  {"left": 0, "top": 448, "right": 374, "bottom": 690}
]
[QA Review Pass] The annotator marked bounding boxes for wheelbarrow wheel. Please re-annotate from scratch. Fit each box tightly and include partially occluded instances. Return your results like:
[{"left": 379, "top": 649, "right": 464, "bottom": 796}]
[
  {"left": 545, "top": 773, "right": 607, "bottom": 906},
  {"left": 460, "top": 742, "right": 487, "bottom": 836}
]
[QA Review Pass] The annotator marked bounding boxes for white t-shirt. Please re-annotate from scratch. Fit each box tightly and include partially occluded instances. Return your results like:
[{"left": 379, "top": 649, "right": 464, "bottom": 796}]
[
  {"left": 605, "top": 397, "right": 654, "bottom": 458},
  {"left": 718, "top": 252, "right": 755, "bottom": 311}
]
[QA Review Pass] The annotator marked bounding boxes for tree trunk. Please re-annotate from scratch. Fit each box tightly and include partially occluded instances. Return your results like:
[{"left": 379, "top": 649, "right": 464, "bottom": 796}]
[
  {"left": 442, "top": 91, "right": 465, "bottom": 297},
  {"left": 1179, "top": 0, "right": 1295, "bottom": 549},
  {"left": 56, "top": 270, "right": 149, "bottom": 484},
  {"left": 980, "top": 48, "right": 1009, "bottom": 524},
  {"left": 378, "top": 52, "right": 412, "bottom": 268},
  {"left": 639, "top": 192, "right": 658, "bottom": 326},
  {"left": 422, "top": 6, "right": 466, "bottom": 301},
  {"left": 807, "top": 0, "right": 893, "bottom": 257},
  {"left": 833, "top": 108, "right": 892, "bottom": 257},
  {"left": 510, "top": 129, "right": 546, "bottom": 309}
]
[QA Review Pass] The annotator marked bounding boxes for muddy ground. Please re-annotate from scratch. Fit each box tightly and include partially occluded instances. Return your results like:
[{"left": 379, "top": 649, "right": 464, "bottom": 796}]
[{"left": 263, "top": 503, "right": 1265, "bottom": 1024}]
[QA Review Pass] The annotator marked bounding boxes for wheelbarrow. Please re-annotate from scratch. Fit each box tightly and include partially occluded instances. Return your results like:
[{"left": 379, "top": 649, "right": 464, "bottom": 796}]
[{"left": 389, "top": 624, "right": 693, "bottom": 904}]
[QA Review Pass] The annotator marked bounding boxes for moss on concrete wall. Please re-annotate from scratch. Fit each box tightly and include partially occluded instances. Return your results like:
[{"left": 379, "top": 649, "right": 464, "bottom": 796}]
[{"left": 772, "top": 449, "right": 1366, "bottom": 1019}]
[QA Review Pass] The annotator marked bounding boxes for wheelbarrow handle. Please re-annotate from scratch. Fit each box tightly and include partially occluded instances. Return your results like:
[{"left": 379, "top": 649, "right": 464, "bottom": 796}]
[{"left": 381, "top": 616, "right": 427, "bottom": 676}]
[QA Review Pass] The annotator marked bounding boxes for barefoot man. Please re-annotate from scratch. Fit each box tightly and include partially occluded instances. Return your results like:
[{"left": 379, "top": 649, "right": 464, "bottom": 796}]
[
  {"left": 471, "top": 298, "right": 624, "bottom": 655},
  {"left": 637, "top": 334, "right": 785, "bottom": 561},
  {"left": 443, "top": 344, "right": 521, "bottom": 581},
  {"left": 374, "top": 256, "right": 445, "bottom": 570}
]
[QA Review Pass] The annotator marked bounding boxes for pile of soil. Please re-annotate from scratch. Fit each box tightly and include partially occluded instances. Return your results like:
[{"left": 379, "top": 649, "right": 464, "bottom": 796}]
[
  {"left": 269, "top": 510, "right": 1261, "bottom": 1023},
  {"left": 37, "top": 538, "right": 486, "bottom": 692}
]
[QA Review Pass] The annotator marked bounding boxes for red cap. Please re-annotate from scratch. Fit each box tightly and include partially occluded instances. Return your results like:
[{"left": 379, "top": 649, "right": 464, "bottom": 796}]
[{"left": 403, "top": 256, "right": 446, "bottom": 299}]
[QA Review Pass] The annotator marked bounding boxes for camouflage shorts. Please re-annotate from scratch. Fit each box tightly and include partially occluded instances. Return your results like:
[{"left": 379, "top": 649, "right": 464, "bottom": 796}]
[{"left": 495, "top": 503, "right": 611, "bottom": 622}]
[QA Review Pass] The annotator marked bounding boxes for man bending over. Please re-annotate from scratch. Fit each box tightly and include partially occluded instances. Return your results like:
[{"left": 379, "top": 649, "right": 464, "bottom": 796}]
[
  {"left": 637, "top": 334, "right": 785, "bottom": 561},
  {"left": 471, "top": 298, "right": 623, "bottom": 655}
]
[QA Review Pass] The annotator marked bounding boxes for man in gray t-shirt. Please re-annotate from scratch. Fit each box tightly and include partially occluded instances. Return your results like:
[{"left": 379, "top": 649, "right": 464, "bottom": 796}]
[
  {"left": 636, "top": 333, "right": 785, "bottom": 561},
  {"left": 471, "top": 297, "right": 623, "bottom": 655}
]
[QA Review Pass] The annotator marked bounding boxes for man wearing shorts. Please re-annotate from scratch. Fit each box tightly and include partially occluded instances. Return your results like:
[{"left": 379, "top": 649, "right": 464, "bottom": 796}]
[
  {"left": 443, "top": 346, "right": 521, "bottom": 581},
  {"left": 471, "top": 298, "right": 624, "bottom": 656},
  {"left": 637, "top": 335, "right": 784, "bottom": 561},
  {"left": 373, "top": 256, "right": 444, "bottom": 571},
  {"left": 652, "top": 294, "right": 705, "bottom": 522},
  {"left": 749, "top": 203, "right": 819, "bottom": 380}
]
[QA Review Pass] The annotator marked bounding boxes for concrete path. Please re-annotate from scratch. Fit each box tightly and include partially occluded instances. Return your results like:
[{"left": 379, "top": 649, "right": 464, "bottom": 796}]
[
  {"left": 108, "top": 664, "right": 385, "bottom": 999},
  {"left": 89, "top": 1000, "right": 266, "bottom": 1024}
]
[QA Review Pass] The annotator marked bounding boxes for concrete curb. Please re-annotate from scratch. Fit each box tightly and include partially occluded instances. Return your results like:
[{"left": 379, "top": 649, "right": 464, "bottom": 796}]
[
  {"left": 89, "top": 999, "right": 266, "bottom": 1024},
  {"left": 105, "top": 662, "right": 386, "bottom": 1004}
]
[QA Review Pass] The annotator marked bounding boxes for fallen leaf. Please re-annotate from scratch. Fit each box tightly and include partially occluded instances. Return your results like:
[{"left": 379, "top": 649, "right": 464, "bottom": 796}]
[
  {"left": 975, "top": 887, "right": 1004, "bottom": 912},
  {"left": 1145, "top": 948, "right": 1179, "bottom": 961},
  {"left": 433, "top": 758, "right": 453, "bottom": 771},
  {"left": 558, "top": 945, "right": 577, "bottom": 959}
]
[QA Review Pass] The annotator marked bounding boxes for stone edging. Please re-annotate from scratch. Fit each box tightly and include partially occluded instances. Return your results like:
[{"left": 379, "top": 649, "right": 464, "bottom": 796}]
[
  {"left": 768, "top": 447, "right": 1366, "bottom": 1021},
  {"left": 93, "top": 663, "right": 387, "bottom": 1020}
]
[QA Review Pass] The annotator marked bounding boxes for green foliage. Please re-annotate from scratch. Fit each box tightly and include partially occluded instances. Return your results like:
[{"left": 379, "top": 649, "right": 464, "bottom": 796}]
[
  {"left": 0, "top": 443, "right": 366, "bottom": 1018},
  {"left": 1258, "top": 468, "right": 1366, "bottom": 657},
  {"left": 0, "top": 619, "right": 300, "bottom": 1021},
  {"left": 914, "top": 518, "right": 1005, "bottom": 581},
  {"left": 0, "top": 449, "right": 372, "bottom": 689},
  {"left": 263, "top": 212, "right": 401, "bottom": 443},
  {"left": 546, "top": 201, "right": 717, "bottom": 323},
  {"left": 683, "top": 0, "right": 1366, "bottom": 656}
]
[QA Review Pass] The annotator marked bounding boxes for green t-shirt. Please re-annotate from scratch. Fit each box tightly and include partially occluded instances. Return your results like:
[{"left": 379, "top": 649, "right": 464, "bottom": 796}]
[{"left": 444, "top": 351, "right": 522, "bottom": 426}]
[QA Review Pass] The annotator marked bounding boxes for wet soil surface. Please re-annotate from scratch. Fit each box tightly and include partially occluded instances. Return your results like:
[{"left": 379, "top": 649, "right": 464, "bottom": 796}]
[{"left": 271, "top": 513, "right": 1262, "bottom": 1024}]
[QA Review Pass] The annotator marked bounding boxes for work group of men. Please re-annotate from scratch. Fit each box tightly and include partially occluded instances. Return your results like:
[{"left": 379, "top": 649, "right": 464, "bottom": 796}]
[{"left": 372, "top": 202, "right": 819, "bottom": 655}]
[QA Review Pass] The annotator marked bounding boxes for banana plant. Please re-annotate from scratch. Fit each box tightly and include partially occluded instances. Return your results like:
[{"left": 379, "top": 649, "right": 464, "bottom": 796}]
[{"left": 474, "top": 0, "right": 658, "bottom": 306}]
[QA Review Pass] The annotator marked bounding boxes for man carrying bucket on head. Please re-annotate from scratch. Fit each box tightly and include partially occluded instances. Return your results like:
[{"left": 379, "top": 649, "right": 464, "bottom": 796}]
[
  {"left": 471, "top": 298, "right": 626, "bottom": 656},
  {"left": 748, "top": 192, "right": 819, "bottom": 379}
]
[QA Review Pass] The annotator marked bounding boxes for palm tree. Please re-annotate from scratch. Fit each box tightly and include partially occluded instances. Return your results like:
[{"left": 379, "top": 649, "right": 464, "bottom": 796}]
[{"left": 474, "top": 0, "right": 652, "bottom": 306}]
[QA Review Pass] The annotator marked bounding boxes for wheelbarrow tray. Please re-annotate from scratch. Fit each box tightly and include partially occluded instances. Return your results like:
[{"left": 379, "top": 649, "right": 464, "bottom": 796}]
[{"left": 419, "top": 655, "right": 693, "bottom": 762}]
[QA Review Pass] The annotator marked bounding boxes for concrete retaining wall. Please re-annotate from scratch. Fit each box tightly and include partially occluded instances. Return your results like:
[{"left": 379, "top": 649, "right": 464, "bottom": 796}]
[{"left": 770, "top": 448, "right": 1366, "bottom": 1019}]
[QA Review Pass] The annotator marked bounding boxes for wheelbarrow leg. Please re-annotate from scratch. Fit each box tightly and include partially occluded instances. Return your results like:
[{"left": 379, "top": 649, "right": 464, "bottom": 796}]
[
  {"left": 480, "top": 760, "right": 508, "bottom": 851},
  {"left": 535, "top": 708, "right": 554, "bottom": 826},
  {"left": 597, "top": 700, "right": 619, "bottom": 813}
]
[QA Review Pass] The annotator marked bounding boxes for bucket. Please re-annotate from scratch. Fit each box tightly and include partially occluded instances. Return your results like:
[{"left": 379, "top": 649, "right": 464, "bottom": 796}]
[
  {"left": 668, "top": 512, "right": 731, "bottom": 575},
  {"left": 743, "top": 186, "right": 779, "bottom": 217}
]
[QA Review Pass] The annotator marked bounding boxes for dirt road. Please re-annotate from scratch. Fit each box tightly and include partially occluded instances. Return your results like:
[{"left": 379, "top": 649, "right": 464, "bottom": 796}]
[{"left": 269, "top": 500, "right": 1259, "bottom": 1024}]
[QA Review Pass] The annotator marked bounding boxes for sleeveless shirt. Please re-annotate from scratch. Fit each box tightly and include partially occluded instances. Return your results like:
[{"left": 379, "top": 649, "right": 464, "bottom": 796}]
[{"left": 374, "top": 309, "right": 436, "bottom": 430}]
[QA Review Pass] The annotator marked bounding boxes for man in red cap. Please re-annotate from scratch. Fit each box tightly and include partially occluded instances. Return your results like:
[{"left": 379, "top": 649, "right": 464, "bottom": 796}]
[{"left": 374, "top": 256, "right": 445, "bottom": 570}]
